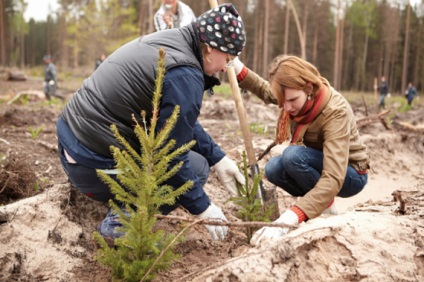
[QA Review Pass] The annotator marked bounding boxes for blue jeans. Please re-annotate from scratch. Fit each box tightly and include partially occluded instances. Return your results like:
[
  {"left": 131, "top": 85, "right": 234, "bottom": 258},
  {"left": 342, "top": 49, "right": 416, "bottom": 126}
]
[
  {"left": 59, "top": 143, "right": 210, "bottom": 214},
  {"left": 406, "top": 94, "right": 414, "bottom": 105},
  {"left": 379, "top": 94, "right": 386, "bottom": 108},
  {"left": 265, "top": 146, "right": 367, "bottom": 198}
]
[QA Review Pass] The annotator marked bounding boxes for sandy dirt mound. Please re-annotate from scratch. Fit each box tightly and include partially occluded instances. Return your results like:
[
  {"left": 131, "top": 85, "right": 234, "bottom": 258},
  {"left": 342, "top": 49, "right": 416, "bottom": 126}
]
[
  {"left": 189, "top": 187, "right": 424, "bottom": 281},
  {"left": 1, "top": 185, "right": 85, "bottom": 280}
]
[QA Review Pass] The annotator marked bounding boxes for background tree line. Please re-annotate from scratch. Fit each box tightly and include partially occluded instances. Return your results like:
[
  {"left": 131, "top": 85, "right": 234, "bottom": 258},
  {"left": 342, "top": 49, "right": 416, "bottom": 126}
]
[{"left": 0, "top": 0, "right": 423, "bottom": 93}]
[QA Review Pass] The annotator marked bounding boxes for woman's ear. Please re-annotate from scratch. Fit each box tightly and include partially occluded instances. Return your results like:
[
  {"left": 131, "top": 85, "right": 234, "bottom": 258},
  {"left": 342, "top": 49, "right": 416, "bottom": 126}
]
[
  {"left": 305, "top": 83, "right": 314, "bottom": 94},
  {"left": 206, "top": 45, "right": 213, "bottom": 54}
]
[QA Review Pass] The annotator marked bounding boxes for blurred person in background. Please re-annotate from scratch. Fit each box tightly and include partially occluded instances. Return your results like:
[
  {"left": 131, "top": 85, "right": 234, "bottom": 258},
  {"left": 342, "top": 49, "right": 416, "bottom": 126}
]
[
  {"left": 43, "top": 55, "right": 57, "bottom": 100},
  {"left": 154, "top": 0, "right": 196, "bottom": 30},
  {"left": 404, "top": 82, "right": 417, "bottom": 106},
  {"left": 94, "top": 53, "right": 106, "bottom": 70},
  {"left": 378, "top": 76, "right": 389, "bottom": 109}
]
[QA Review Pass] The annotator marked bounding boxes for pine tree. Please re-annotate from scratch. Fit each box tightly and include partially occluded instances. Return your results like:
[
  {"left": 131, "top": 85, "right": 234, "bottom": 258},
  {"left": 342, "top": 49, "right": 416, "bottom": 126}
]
[
  {"left": 93, "top": 48, "right": 195, "bottom": 281},
  {"left": 230, "top": 151, "right": 275, "bottom": 242}
]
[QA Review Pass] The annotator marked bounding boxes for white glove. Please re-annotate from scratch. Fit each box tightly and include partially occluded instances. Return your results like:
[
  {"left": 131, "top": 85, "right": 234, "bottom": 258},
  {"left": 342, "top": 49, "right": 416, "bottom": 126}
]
[
  {"left": 250, "top": 209, "right": 298, "bottom": 246},
  {"left": 322, "top": 201, "right": 338, "bottom": 215},
  {"left": 233, "top": 57, "right": 245, "bottom": 76},
  {"left": 197, "top": 202, "right": 228, "bottom": 240},
  {"left": 48, "top": 80, "right": 55, "bottom": 85},
  {"left": 213, "top": 156, "right": 245, "bottom": 197}
]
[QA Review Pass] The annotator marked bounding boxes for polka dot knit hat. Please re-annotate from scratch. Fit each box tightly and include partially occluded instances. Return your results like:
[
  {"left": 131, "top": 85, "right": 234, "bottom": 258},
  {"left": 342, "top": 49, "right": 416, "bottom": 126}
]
[{"left": 195, "top": 3, "right": 246, "bottom": 56}]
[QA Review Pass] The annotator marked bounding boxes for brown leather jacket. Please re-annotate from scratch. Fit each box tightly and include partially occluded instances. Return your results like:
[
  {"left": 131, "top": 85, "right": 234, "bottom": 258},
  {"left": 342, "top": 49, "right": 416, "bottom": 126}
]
[{"left": 239, "top": 69, "right": 370, "bottom": 219}]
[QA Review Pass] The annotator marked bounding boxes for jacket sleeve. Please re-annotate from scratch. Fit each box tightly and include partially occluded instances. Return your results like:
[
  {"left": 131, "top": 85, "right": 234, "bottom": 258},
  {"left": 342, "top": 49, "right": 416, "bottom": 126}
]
[
  {"left": 45, "top": 64, "right": 57, "bottom": 82},
  {"left": 156, "top": 66, "right": 211, "bottom": 215},
  {"left": 154, "top": 7, "right": 167, "bottom": 31},
  {"left": 192, "top": 121, "right": 225, "bottom": 166},
  {"left": 239, "top": 68, "right": 277, "bottom": 105}
]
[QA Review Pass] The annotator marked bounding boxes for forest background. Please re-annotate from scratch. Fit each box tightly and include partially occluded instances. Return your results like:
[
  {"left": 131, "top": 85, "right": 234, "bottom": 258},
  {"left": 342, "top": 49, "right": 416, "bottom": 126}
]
[{"left": 0, "top": 0, "right": 424, "bottom": 94}]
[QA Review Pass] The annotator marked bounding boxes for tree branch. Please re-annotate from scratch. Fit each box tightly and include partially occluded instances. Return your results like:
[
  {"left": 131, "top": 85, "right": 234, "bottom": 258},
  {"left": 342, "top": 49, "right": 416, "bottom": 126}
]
[
  {"left": 356, "top": 109, "right": 391, "bottom": 129},
  {"left": 155, "top": 214, "right": 297, "bottom": 230}
]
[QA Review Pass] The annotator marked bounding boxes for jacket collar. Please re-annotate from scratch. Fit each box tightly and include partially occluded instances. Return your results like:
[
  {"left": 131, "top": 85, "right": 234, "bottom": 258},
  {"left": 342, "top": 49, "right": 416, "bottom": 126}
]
[{"left": 186, "top": 23, "right": 222, "bottom": 92}]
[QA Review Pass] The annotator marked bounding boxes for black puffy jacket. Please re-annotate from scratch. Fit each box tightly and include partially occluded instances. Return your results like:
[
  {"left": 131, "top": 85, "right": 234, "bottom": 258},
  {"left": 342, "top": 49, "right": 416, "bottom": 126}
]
[{"left": 62, "top": 24, "right": 219, "bottom": 158}]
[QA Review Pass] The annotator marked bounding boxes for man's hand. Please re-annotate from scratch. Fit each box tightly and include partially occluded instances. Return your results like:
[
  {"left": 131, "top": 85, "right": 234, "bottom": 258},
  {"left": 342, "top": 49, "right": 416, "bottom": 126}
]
[
  {"left": 163, "top": 13, "right": 172, "bottom": 26},
  {"left": 213, "top": 156, "right": 245, "bottom": 197},
  {"left": 163, "top": 4, "right": 173, "bottom": 29},
  {"left": 197, "top": 202, "right": 228, "bottom": 240},
  {"left": 250, "top": 209, "right": 298, "bottom": 246}
]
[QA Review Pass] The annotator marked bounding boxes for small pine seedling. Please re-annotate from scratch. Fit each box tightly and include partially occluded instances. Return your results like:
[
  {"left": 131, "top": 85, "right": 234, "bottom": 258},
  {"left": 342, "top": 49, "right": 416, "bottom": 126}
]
[
  {"left": 229, "top": 151, "right": 275, "bottom": 242},
  {"left": 93, "top": 48, "right": 195, "bottom": 282},
  {"left": 29, "top": 125, "right": 43, "bottom": 140}
]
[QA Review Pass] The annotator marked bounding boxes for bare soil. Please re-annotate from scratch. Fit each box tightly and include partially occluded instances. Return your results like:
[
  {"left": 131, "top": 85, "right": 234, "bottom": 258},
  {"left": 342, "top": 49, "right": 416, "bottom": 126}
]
[{"left": 0, "top": 76, "right": 423, "bottom": 281}]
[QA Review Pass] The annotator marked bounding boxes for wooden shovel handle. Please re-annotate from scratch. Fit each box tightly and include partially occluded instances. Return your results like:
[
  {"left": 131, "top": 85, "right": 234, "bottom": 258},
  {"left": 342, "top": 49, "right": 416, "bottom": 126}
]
[
  {"left": 209, "top": 0, "right": 218, "bottom": 8},
  {"left": 227, "top": 67, "right": 257, "bottom": 166}
]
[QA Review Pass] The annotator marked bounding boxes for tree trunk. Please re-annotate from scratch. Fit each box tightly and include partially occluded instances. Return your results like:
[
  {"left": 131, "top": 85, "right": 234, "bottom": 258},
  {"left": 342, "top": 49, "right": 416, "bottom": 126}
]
[
  {"left": 301, "top": 1, "right": 309, "bottom": 59},
  {"left": 253, "top": 7, "right": 262, "bottom": 74},
  {"left": 342, "top": 20, "right": 353, "bottom": 90},
  {"left": 262, "top": 0, "right": 269, "bottom": 78},
  {"left": 333, "top": 0, "right": 341, "bottom": 89},
  {"left": 138, "top": 0, "right": 143, "bottom": 35},
  {"left": 312, "top": 23, "right": 318, "bottom": 65},
  {"left": 73, "top": 37, "right": 78, "bottom": 68},
  {"left": 338, "top": 16, "right": 345, "bottom": 89},
  {"left": 288, "top": 0, "right": 306, "bottom": 59},
  {"left": 283, "top": 1, "right": 290, "bottom": 55},
  {"left": 148, "top": 0, "right": 154, "bottom": 34},
  {"left": 47, "top": 16, "right": 51, "bottom": 56},
  {"left": 412, "top": 16, "right": 422, "bottom": 86},
  {"left": 58, "top": 14, "right": 68, "bottom": 69},
  {"left": 401, "top": 1, "right": 411, "bottom": 93},
  {"left": 258, "top": 8, "right": 264, "bottom": 76},
  {"left": 20, "top": 0, "right": 25, "bottom": 68},
  {"left": 0, "top": 0, "right": 5, "bottom": 66},
  {"left": 361, "top": 12, "right": 371, "bottom": 91},
  {"left": 6, "top": 70, "right": 27, "bottom": 81}
]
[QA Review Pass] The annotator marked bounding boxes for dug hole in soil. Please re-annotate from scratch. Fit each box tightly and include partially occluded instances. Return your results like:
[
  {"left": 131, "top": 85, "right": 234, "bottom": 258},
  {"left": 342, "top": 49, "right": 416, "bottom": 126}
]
[{"left": 0, "top": 77, "right": 423, "bottom": 281}]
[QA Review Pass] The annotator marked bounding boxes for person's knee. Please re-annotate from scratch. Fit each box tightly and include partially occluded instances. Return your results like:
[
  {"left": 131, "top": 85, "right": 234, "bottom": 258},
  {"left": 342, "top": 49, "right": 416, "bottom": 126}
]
[
  {"left": 281, "top": 146, "right": 303, "bottom": 167},
  {"left": 265, "top": 147, "right": 299, "bottom": 178},
  {"left": 196, "top": 163, "right": 210, "bottom": 186},
  {"left": 264, "top": 156, "right": 281, "bottom": 180},
  {"left": 339, "top": 171, "right": 367, "bottom": 198},
  {"left": 189, "top": 152, "right": 210, "bottom": 186}
]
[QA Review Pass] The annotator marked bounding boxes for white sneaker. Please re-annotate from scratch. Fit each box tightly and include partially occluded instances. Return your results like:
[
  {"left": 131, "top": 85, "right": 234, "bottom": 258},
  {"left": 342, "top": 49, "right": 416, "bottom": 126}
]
[{"left": 322, "top": 202, "right": 338, "bottom": 215}]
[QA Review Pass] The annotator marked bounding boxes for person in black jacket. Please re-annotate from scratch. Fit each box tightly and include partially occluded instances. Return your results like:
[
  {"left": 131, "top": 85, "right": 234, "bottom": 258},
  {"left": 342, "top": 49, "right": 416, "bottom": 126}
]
[
  {"left": 378, "top": 76, "right": 389, "bottom": 109},
  {"left": 56, "top": 3, "right": 246, "bottom": 241},
  {"left": 404, "top": 82, "right": 417, "bottom": 106}
]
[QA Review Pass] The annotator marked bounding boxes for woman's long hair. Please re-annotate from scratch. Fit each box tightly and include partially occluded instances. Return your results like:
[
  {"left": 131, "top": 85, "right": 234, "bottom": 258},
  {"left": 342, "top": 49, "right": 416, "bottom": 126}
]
[{"left": 268, "top": 55, "right": 323, "bottom": 101}]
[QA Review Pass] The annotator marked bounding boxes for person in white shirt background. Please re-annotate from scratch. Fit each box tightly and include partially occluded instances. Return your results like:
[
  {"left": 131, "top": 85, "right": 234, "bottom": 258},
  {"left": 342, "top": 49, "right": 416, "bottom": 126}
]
[{"left": 154, "top": 0, "right": 196, "bottom": 30}]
